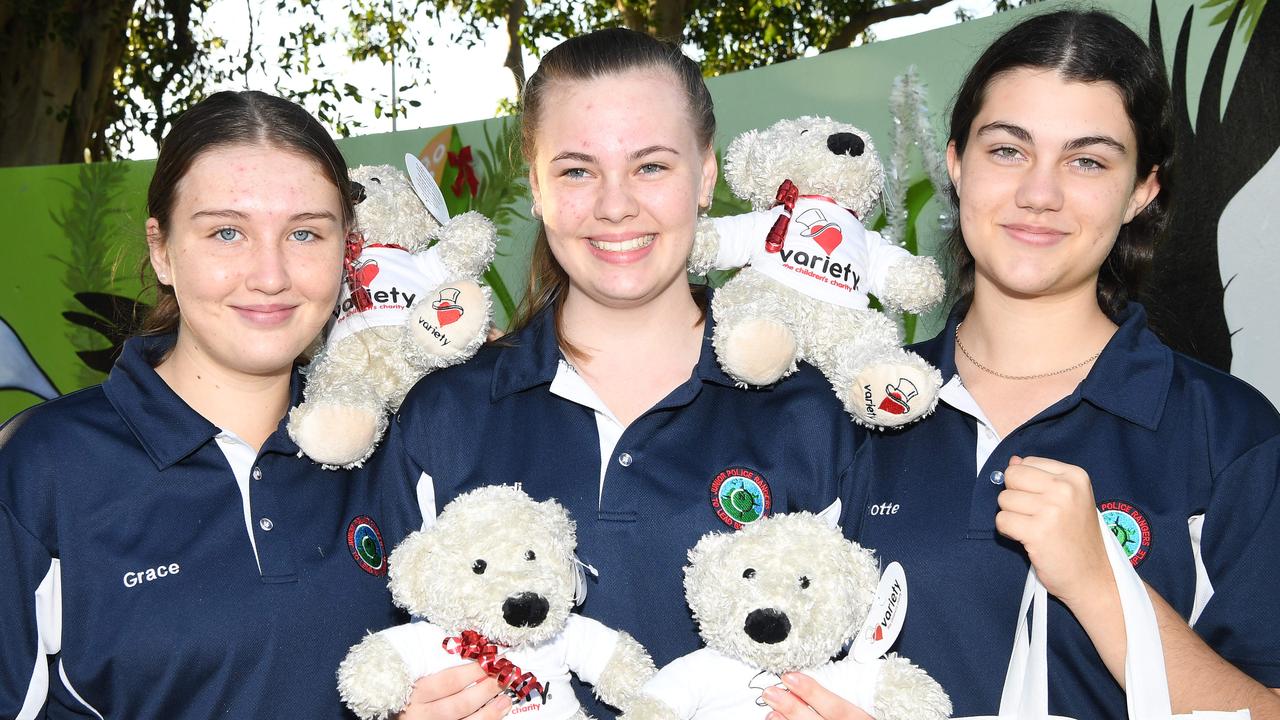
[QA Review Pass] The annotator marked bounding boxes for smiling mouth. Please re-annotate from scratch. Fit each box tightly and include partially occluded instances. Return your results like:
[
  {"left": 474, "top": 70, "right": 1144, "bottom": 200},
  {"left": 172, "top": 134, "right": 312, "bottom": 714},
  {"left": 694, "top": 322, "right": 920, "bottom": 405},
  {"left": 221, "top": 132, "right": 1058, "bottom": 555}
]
[{"left": 589, "top": 234, "right": 654, "bottom": 252}]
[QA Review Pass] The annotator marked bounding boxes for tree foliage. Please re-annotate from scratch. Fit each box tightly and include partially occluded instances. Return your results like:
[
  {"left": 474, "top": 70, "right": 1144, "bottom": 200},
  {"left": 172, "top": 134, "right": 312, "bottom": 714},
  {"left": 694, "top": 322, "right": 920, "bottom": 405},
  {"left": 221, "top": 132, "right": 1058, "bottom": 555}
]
[{"left": 1, "top": 0, "right": 1005, "bottom": 167}]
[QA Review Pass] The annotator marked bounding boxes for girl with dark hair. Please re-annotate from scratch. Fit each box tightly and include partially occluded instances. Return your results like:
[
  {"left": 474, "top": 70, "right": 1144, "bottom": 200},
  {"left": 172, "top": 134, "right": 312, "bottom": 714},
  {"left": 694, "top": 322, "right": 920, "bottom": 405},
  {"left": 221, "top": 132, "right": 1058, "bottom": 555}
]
[
  {"left": 377, "top": 27, "right": 859, "bottom": 720},
  {"left": 0, "top": 91, "right": 426, "bottom": 718},
  {"left": 768, "top": 9, "right": 1280, "bottom": 720}
]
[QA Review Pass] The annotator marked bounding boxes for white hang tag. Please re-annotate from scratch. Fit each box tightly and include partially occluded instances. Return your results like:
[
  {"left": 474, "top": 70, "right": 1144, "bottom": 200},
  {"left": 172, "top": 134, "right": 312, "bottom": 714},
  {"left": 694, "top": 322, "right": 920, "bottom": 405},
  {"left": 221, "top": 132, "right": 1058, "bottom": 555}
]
[
  {"left": 815, "top": 499, "right": 843, "bottom": 530},
  {"left": 851, "top": 561, "right": 908, "bottom": 663},
  {"left": 404, "top": 152, "right": 451, "bottom": 225}
]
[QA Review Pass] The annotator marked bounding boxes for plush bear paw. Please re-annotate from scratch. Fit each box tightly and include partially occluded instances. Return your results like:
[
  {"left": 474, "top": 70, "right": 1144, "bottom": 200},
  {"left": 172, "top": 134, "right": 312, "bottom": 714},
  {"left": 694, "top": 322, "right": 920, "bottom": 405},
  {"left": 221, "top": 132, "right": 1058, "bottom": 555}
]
[
  {"left": 407, "top": 281, "right": 490, "bottom": 361},
  {"left": 287, "top": 401, "right": 385, "bottom": 468},
  {"left": 719, "top": 318, "right": 799, "bottom": 386},
  {"left": 873, "top": 654, "right": 952, "bottom": 720},
  {"left": 842, "top": 352, "right": 942, "bottom": 428},
  {"left": 337, "top": 633, "right": 414, "bottom": 720}
]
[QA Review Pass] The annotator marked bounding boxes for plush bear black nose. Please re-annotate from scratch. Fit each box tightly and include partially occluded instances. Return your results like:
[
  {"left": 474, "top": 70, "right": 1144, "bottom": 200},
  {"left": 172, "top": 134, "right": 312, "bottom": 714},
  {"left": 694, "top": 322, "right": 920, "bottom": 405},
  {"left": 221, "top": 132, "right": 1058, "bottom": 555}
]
[
  {"left": 503, "top": 592, "right": 550, "bottom": 628},
  {"left": 827, "top": 132, "right": 865, "bottom": 157},
  {"left": 744, "top": 608, "right": 791, "bottom": 644}
]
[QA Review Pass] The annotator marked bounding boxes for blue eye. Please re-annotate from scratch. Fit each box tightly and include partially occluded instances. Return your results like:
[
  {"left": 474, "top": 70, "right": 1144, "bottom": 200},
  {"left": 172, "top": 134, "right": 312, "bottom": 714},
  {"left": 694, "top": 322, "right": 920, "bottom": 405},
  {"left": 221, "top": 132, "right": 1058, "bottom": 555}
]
[
  {"left": 291, "top": 229, "right": 314, "bottom": 242},
  {"left": 216, "top": 227, "right": 239, "bottom": 242},
  {"left": 638, "top": 163, "right": 665, "bottom": 174}
]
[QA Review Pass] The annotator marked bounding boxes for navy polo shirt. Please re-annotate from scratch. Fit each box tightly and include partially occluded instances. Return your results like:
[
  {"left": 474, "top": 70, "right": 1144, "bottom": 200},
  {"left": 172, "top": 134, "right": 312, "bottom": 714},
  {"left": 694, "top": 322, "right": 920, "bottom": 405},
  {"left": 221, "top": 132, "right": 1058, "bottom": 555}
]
[
  {"left": 0, "top": 334, "right": 423, "bottom": 719},
  {"left": 852, "top": 304, "right": 1280, "bottom": 718},
  {"left": 378, "top": 302, "right": 862, "bottom": 717}
]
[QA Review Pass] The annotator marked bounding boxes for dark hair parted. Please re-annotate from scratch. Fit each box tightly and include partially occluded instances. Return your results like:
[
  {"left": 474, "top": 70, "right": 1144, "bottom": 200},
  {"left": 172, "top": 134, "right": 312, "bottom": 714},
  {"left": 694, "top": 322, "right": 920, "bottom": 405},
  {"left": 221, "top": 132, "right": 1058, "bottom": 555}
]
[
  {"left": 945, "top": 9, "right": 1175, "bottom": 319},
  {"left": 140, "top": 90, "right": 355, "bottom": 336},
  {"left": 510, "top": 28, "right": 715, "bottom": 353}
]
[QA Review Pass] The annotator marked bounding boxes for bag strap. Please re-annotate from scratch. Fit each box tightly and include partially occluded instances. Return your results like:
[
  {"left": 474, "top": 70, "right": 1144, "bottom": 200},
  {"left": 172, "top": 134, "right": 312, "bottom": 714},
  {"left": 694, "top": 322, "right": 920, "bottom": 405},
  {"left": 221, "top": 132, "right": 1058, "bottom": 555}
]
[{"left": 994, "top": 512, "right": 1174, "bottom": 719}]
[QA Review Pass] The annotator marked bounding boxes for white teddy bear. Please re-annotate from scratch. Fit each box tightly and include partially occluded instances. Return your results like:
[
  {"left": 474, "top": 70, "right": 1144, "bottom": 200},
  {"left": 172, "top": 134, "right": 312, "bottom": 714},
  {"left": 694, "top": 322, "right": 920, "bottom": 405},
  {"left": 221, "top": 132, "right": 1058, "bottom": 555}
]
[
  {"left": 288, "top": 162, "right": 496, "bottom": 468},
  {"left": 628, "top": 513, "right": 951, "bottom": 720},
  {"left": 690, "top": 116, "right": 945, "bottom": 428},
  {"left": 337, "top": 486, "right": 656, "bottom": 720}
]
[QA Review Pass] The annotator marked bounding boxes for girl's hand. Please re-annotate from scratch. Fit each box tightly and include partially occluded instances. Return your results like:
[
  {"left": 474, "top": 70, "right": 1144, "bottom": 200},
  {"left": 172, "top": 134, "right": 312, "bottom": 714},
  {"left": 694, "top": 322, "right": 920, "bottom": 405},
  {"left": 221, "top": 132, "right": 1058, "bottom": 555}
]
[
  {"left": 394, "top": 663, "right": 512, "bottom": 720},
  {"left": 995, "top": 455, "right": 1115, "bottom": 612},
  {"left": 761, "top": 672, "right": 874, "bottom": 720}
]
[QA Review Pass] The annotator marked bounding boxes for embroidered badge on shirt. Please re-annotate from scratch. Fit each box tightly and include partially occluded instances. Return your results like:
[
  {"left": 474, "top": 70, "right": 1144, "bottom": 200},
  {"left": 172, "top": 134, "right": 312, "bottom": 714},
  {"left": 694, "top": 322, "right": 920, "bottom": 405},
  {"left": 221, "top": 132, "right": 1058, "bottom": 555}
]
[
  {"left": 711, "top": 467, "right": 772, "bottom": 529},
  {"left": 347, "top": 515, "right": 388, "bottom": 576},
  {"left": 1099, "top": 499, "right": 1152, "bottom": 567}
]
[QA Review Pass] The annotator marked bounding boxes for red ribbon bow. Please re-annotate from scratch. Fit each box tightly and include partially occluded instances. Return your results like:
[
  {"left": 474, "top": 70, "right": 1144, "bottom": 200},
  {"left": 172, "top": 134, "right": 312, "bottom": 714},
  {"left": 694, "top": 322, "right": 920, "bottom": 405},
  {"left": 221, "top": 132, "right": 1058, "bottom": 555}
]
[
  {"left": 343, "top": 232, "right": 373, "bottom": 312},
  {"left": 443, "top": 630, "right": 545, "bottom": 702},
  {"left": 766, "top": 179, "right": 800, "bottom": 253},
  {"left": 447, "top": 146, "right": 479, "bottom": 198}
]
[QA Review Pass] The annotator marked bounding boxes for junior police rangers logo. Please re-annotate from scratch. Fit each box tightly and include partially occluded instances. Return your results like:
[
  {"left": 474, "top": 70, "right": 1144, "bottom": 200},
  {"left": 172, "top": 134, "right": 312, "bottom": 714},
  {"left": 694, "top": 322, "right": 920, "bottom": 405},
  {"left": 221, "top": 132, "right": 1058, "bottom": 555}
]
[
  {"left": 711, "top": 467, "right": 772, "bottom": 529},
  {"left": 1099, "top": 500, "right": 1152, "bottom": 567},
  {"left": 347, "top": 515, "right": 388, "bottom": 576}
]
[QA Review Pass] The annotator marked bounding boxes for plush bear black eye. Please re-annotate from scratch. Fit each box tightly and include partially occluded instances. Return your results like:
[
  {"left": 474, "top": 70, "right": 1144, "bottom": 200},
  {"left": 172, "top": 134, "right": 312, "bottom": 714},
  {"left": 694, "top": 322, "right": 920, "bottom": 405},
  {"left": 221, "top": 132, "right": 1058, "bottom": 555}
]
[
  {"left": 799, "top": 576, "right": 811, "bottom": 589},
  {"left": 525, "top": 550, "right": 536, "bottom": 561},
  {"left": 742, "top": 568, "right": 756, "bottom": 579},
  {"left": 472, "top": 559, "right": 487, "bottom": 574}
]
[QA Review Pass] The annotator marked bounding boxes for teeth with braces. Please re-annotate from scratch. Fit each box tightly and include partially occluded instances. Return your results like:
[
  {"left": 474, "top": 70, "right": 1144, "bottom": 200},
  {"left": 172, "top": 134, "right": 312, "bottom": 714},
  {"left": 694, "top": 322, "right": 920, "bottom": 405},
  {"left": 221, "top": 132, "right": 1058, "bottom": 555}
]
[{"left": 589, "top": 234, "right": 654, "bottom": 252}]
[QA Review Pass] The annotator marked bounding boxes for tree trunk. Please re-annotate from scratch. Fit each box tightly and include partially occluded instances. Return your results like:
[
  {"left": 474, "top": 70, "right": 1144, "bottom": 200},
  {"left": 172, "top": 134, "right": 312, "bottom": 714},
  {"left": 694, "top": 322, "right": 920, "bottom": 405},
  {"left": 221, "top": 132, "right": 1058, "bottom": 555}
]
[
  {"left": 648, "top": 0, "right": 689, "bottom": 41},
  {"left": 0, "top": 0, "right": 134, "bottom": 167},
  {"left": 504, "top": 0, "right": 527, "bottom": 99},
  {"left": 823, "top": 0, "right": 954, "bottom": 52}
]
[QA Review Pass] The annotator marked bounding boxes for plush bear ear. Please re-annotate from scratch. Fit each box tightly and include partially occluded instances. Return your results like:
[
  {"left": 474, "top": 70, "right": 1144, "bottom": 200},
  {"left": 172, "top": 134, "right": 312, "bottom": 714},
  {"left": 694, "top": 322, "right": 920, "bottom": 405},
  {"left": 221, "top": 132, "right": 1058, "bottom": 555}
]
[
  {"left": 723, "top": 129, "right": 774, "bottom": 206},
  {"left": 386, "top": 529, "right": 440, "bottom": 616}
]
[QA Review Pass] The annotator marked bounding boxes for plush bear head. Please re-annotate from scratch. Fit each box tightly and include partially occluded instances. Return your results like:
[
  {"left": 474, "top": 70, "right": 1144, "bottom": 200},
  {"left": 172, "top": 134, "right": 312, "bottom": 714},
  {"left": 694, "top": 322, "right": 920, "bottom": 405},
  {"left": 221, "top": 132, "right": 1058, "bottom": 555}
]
[
  {"left": 386, "top": 486, "right": 584, "bottom": 647},
  {"left": 349, "top": 164, "right": 440, "bottom": 253},
  {"left": 722, "top": 116, "right": 885, "bottom": 219},
  {"left": 683, "top": 512, "right": 881, "bottom": 674}
]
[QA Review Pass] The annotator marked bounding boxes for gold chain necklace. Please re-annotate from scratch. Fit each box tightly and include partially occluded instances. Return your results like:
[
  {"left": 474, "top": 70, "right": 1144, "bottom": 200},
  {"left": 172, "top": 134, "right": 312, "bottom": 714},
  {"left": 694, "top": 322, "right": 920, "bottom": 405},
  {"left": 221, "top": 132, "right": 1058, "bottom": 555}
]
[{"left": 954, "top": 321, "right": 1102, "bottom": 380}]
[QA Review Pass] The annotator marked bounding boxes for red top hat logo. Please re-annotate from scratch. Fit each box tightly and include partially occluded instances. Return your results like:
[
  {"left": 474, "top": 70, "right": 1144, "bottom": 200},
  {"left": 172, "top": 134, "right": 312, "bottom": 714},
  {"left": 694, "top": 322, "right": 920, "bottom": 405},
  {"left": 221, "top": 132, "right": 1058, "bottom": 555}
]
[
  {"left": 793, "top": 207, "right": 844, "bottom": 255},
  {"left": 878, "top": 378, "right": 919, "bottom": 415},
  {"left": 431, "top": 287, "right": 465, "bottom": 326}
]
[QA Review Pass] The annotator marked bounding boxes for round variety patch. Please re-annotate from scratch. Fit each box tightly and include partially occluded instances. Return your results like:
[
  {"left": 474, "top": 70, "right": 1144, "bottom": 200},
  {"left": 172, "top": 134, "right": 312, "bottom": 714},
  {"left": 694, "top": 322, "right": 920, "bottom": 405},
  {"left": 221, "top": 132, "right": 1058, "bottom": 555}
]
[
  {"left": 1099, "top": 500, "right": 1152, "bottom": 567},
  {"left": 711, "top": 467, "right": 772, "bottom": 529},
  {"left": 347, "top": 515, "right": 387, "bottom": 576}
]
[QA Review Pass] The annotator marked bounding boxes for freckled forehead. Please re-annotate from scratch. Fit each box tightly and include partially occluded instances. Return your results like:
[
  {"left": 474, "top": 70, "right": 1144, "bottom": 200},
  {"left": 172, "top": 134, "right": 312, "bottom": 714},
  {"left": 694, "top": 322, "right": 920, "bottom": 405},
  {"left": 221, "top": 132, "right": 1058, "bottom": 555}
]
[
  {"left": 533, "top": 69, "right": 700, "bottom": 159},
  {"left": 175, "top": 144, "right": 341, "bottom": 218}
]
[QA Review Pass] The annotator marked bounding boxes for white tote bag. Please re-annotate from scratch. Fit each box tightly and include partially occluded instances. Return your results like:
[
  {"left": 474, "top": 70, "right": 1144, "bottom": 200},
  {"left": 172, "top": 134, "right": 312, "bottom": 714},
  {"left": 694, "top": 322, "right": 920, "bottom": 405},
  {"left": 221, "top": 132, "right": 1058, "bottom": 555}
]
[{"left": 956, "top": 513, "right": 1250, "bottom": 720}]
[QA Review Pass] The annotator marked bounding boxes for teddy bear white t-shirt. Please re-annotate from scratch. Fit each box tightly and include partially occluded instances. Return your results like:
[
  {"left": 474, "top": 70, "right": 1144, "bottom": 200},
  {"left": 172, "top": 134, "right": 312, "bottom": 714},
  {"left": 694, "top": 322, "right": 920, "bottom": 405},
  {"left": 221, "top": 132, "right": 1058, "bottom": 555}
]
[
  {"left": 376, "top": 614, "right": 624, "bottom": 719},
  {"left": 329, "top": 245, "right": 457, "bottom": 346},
  {"left": 640, "top": 647, "right": 885, "bottom": 720},
  {"left": 709, "top": 198, "right": 913, "bottom": 311}
]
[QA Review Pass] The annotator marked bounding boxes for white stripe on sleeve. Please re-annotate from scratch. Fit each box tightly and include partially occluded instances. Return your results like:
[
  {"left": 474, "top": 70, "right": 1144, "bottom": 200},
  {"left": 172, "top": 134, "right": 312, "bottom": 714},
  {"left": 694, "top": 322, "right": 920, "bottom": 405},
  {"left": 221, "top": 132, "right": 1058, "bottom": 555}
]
[
  {"left": 417, "top": 471, "right": 437, "bottom": 530},
  {"left": 1187, "top": 513, "right": 1214, "bottom": 626},
  {"left": 58, "top": 659, "right": 103, "bottom": 719},
  {"left": 17, "top": 558, "right": 60, "bottom": 720}
]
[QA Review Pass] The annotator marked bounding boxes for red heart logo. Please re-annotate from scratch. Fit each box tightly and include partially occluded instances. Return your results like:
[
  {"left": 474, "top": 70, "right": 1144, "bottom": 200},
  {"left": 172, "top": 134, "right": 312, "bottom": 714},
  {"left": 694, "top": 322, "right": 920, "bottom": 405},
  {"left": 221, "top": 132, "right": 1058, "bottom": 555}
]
[
  {"left": 436, "top": 306, "right": 463, "bottom": 326},
  {"left": 353, "top": 260, "right": 379, "bottom": 287},
  {"left": 811, "top": 224, "right": 843, "bottom": 255},
  {"left": 878, "top": 392, "right": 909, "bottom": 415}
]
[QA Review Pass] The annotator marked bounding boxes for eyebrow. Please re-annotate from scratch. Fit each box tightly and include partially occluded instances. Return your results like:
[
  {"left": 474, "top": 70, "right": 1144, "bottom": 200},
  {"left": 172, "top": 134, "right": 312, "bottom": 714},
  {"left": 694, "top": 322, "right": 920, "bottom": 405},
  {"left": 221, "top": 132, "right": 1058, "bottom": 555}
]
[
  {"left": 549, "top": 145, "right": 681, "bottom": 164},
  {"left": 976, "top": 122, "right": 1128, "bottom": 154},
  {"left": 190, "top": 209, "right": 339, "bottom": 223}
]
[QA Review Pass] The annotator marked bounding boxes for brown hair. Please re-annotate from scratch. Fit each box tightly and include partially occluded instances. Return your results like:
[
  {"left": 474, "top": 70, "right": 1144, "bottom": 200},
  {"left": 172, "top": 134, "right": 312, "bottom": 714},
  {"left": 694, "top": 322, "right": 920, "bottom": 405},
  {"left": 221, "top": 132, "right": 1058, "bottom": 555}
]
[
  {"left": 945, "top": 9, "right": 1174, "bottom": 318},
  {"left": 510, "top": 28, "right": 715, "bottom": 356},
  {"left": 139, "top": 90, "right": 356, "bottom": 335}
]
